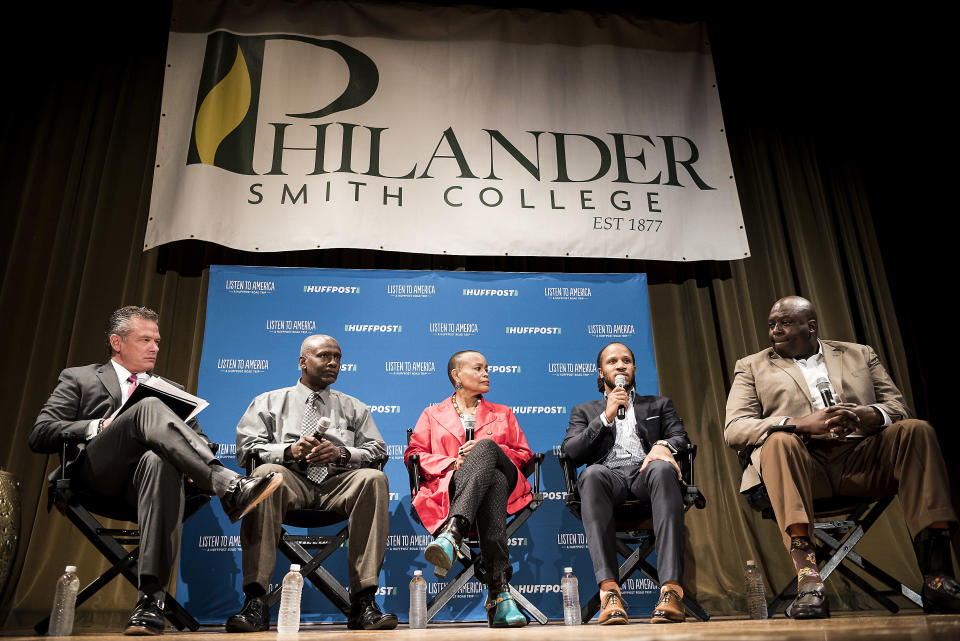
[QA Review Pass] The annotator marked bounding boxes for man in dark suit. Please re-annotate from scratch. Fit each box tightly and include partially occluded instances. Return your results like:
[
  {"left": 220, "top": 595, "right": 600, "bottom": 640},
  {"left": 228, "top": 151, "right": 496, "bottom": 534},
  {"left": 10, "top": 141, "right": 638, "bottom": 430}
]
[
  {"left": 562, "top": 342, "right": 690, "bottom": 625},
  {"left": 30, "top": 306, "right": 283, "bottom": 636},
  {"left": 725, "top": 295, "right": 959, "bottom": 618}
]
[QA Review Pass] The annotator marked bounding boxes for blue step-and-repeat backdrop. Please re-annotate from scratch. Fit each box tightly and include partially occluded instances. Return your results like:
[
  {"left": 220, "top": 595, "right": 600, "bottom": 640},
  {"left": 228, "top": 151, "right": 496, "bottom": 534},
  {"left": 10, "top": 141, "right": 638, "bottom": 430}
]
[{"left": 177, "top": 266, "right": 661, "bottom": 623}]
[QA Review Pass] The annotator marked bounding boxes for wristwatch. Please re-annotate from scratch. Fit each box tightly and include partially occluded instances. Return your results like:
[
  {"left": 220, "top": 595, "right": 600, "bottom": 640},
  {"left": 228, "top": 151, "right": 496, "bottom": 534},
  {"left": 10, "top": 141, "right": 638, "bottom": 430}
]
[
  {"left": 653, "top": 439, "right": 676, "bottom": 454},
  {"left": 337, "top": 446, "right": 350, "bottom": 466}
]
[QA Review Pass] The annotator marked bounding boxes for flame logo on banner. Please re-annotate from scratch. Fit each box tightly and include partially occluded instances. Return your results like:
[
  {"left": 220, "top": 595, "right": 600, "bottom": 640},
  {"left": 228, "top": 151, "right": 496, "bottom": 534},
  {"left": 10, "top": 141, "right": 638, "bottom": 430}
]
[
  {"left": 194, "top": 45, "right": 252, "bottom": 165},
  {"left": 187, "top": 31, "right": 379, "bottom": 175}
]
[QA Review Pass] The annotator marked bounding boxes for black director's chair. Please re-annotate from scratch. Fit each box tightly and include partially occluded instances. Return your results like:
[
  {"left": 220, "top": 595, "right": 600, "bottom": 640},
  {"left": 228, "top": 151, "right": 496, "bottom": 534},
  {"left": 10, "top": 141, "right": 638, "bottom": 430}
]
[
  {"left": 746, "top": 487, "right": 923, "bottom": 616},
  {"left": 248, "top": 454, "right": 390, "bottom": 615},
  {"left": 35, "top": 443, "right": 208, "bottom": 634},
  {"left": 405, "top": 428, "right": 549, "bottom": 624},
  {"left": 559, "top": 444, "right": 711, "bottom": 622}
]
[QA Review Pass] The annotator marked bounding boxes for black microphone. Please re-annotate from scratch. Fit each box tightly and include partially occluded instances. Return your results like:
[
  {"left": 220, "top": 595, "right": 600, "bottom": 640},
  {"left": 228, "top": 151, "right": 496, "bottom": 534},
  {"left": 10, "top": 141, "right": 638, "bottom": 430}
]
[
  {"left": 815, "top": 378, "right": 836, "bottom": 408},
  {"left": 614, "top": 374, "right": 627, "bottom": 420},
  {"left": 463, "top": 414, "right": 475, "bottom": 442}
]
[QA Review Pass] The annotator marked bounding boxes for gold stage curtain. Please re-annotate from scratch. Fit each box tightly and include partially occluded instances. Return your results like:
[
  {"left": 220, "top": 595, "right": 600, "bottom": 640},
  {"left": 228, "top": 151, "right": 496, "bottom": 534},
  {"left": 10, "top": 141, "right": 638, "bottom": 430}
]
[{"left": 0, "top": 3, "right": 946, "bottom": 626}]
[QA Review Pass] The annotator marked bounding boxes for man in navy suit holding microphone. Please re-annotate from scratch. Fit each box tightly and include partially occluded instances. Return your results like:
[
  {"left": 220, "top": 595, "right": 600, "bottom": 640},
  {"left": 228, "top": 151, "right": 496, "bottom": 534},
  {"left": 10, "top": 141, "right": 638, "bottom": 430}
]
[{"left": 562, "top": 342, "right": 691, "bottom": 625}]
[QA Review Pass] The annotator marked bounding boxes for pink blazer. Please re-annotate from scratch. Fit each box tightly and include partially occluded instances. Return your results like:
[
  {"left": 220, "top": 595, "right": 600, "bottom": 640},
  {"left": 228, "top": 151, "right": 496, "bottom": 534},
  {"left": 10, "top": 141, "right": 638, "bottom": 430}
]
[{"left": 404, "top": 397, "right": 533, "bottom": 534}]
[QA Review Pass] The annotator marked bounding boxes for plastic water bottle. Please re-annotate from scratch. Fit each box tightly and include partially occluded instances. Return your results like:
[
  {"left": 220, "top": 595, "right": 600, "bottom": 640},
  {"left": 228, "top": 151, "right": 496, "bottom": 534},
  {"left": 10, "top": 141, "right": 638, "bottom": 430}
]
[
  {"left": 561, "top": 566, "right": 581, "bottom": 625},
  {"left": 277, "top": 564, "right": 304, "bottom": 635},
  {"left": 48, "top": 565, "right": 80, "bottom": 636},
  {"left": 409, "top": 569, "right": 427, "bottom": 629},
  {"left": 744, "top": 560, "right": 768, "bottom": 619}
]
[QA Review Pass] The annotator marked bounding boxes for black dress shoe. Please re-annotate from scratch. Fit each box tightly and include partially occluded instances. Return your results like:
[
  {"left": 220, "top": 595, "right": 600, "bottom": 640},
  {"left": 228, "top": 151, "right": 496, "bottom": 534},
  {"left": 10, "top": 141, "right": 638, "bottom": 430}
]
[
  {"left": 221, "top": 472, "right": 282, "bottom": 523},
  {"left": 922, "top": 575, "right": 960, "bottom": 613},
  {"left": 124, "top": 595, "right": 166, "bottom": 635},
  {"left": 347, "top": 595, "right": 398, "bottom": 630},
  {"left": 785, "top": 588, "right": 830, "bottom": 619},
  {"left": 225, "top": 596, "right": 270, "bottom": 632}
]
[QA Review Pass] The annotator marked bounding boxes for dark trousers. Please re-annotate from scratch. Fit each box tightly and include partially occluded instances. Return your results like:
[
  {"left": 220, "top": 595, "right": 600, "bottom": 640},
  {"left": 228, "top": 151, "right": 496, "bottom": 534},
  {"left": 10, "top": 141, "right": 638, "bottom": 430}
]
[
  {"left": 80, "top": 397, "right": 232, "bottom": 588},
  {"left": 578, "top": 460, "right": 685, "bottom": 585},
  {"left": 447, "top": 439, "right": 518, "bottom": 583}
]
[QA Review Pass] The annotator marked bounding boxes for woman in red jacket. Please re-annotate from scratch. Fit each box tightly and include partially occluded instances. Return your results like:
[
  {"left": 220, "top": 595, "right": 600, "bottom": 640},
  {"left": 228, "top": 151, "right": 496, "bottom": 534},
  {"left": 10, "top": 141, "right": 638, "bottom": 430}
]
[{"left": 404, "top": 350, "right": 533, "bottom": 627}]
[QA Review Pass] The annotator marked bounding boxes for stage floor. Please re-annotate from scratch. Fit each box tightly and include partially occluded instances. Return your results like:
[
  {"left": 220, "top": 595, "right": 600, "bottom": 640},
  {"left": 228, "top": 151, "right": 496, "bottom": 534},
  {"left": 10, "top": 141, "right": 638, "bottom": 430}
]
[{"left": 4, "top": 613, "right": 960, "bottom": 641}]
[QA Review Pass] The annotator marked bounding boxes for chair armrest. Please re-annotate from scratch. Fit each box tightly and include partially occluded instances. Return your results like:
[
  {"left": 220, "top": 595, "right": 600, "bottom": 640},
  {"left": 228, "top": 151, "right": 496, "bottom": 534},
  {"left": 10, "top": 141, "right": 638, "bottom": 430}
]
[
  {"left": 407, "top": 454, "right": 421, "bottom": 495},
  {"left": 674, "top": 444, "right": 707, "bottom": 510},
  {"left": 556, "top": 451, "right": 580, "bottom": 505},
  {"left": 247, "top": 452, "right": 261, "bottom": 474},
  {"left": 521, "top": 453, "right": 544, "bottom": 493},
  {"left": 674, "top": 443, "right": 696, "bottom": 484}
]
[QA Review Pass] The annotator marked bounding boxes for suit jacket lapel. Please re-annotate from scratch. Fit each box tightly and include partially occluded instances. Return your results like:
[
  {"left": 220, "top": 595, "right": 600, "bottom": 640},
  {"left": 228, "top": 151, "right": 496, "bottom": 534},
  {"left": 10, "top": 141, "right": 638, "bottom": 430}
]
[
  {"left": 769, "top": 352, "right": 813, "bottom": 406},
  {"left": 823, "top": 341, "right": 845, "bottom": 402},
  {"left": 97, "top": 362, "right": 122, "bottom": 407},
  {"left": 631, "top": 396, "right": 649, "bottom": 441}
]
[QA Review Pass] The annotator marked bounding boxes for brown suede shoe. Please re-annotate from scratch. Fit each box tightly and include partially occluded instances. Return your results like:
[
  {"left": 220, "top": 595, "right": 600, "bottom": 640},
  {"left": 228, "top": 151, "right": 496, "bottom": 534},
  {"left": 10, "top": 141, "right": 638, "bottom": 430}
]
[
  {"left": 651, "top": 588, "right": 685, "bottom": 623},
  {"left": 598, "top": 590, "right": 628, "bottom": 625}
]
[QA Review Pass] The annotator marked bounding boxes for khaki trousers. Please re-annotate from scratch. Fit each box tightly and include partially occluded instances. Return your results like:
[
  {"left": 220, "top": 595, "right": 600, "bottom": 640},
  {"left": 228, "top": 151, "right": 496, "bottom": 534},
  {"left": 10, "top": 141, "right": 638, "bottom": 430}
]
[
  {"left": 241, "top": 464, "right": 389, "bottom": 594},
  {"left": 758, "top": 419, "right": 956, "bottom": 549}
]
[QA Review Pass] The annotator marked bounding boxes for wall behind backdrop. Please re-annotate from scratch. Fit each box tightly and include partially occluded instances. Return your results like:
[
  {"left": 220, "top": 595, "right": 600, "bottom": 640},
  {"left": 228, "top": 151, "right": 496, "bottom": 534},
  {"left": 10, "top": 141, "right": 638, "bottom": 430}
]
[{"left": 0, "top": 1, "right": 953, "bottom": 627}]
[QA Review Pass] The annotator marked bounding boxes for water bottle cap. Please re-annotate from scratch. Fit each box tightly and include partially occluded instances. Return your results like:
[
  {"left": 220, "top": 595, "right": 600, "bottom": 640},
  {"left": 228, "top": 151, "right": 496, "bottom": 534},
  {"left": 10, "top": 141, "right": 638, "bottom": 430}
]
[
  {"left": 564, "top": 567, "right": 573, "bottom": 573},
  {"left": 414, "top": 570, "right": 423, "bottom": 577},
  {"left": 746, "top": 560, "right": 756, "bottom": 566},
  {"left": 65, "top": 565, "right": 77, "bottom": 573},
  {"left": 290, "top": 564, "right": 301, "bottom": 572}
]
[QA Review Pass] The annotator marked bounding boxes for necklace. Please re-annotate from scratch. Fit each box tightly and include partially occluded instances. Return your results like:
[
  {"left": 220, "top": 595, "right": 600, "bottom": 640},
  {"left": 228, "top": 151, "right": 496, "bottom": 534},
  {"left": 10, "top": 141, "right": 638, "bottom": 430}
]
[{"left": 451, "top": 393, "right": 481, "bottom": 416}]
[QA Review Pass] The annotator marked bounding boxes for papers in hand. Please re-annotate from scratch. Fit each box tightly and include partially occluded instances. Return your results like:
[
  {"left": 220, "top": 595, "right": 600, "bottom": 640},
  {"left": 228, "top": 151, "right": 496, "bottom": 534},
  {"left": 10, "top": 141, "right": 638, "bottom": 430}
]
[{"left": 110, "top": 376, "right": 209, "bottom": 422}]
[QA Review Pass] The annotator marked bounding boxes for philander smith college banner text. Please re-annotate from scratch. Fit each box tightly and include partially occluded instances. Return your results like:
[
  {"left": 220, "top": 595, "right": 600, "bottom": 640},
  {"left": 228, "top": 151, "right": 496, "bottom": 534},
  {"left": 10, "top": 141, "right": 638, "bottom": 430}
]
[{"left": 148, "top": 1, "right": 748, "bottom": 261}]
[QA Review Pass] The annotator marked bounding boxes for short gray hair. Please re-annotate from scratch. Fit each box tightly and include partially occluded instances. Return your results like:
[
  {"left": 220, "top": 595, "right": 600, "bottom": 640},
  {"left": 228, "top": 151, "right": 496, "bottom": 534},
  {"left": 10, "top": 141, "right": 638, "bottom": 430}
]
[{"left": 106, "top": 306, "right": 159, "bottom": 352}]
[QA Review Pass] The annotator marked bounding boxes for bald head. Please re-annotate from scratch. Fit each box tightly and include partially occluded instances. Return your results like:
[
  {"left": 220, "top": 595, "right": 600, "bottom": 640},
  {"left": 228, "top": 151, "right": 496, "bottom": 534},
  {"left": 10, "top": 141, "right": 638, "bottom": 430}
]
[
  {"left": 771, "top": 296, "right": 817, "bottom": 323},
  {"left": 768, "top": 296, "right": 819, "bottom": 359},
  {"left": 300, "top": 334, "right": 338, "bottom": 357},
  {"left": 299, "top": 335, "right": 342, "bottom": 391}
]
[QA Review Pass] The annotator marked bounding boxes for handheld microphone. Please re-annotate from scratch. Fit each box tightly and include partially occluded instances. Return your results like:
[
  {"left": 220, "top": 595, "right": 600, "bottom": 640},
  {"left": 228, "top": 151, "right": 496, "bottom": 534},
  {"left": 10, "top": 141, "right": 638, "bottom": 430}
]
[
  {"left": 614, "top": 374, "right": 627, "bottom": 420},
  {"left": 298, "top": 417, "right": 332, "bottom": 471},
  {"left": 463, "top": 414, "right": 476, "bottom": 442},
  {"left": 313, "top": 416, "right": 332, "bottom": 440},
  {"left": 815, "top": 378, "right": 836, "bottom": 408}
]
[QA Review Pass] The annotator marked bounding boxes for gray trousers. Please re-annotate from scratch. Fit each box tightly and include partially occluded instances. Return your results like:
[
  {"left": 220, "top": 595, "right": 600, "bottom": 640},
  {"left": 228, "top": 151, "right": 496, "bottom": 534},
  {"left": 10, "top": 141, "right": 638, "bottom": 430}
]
[
  {"left": 447, "top": 438, "right": 518, "bottom": 583},
  {"left": 578, "top": 460, "right": 685, "bottom": 585},
  {"left": 79, "top": 397, "right": 232, "bottom": 588},
  {"left": 242, "top": 464, "right": 390, "bottom": 595}
]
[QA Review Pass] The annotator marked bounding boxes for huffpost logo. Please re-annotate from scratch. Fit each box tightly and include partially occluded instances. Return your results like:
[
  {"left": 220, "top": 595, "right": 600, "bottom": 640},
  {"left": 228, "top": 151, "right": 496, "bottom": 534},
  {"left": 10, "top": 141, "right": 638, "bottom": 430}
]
[{"left": 187, "top": 31, "right": 379, "bottom": 174}]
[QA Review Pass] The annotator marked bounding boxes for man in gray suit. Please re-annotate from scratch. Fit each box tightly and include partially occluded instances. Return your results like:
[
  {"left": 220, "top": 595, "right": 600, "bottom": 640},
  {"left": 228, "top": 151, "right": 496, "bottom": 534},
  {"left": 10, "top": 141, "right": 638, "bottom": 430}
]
[
  {"left": 30, "top": 306, "right": 283, "bottom": 636},
  {"left": 725, "top": 295, "right": 959, "bottom": 618}
]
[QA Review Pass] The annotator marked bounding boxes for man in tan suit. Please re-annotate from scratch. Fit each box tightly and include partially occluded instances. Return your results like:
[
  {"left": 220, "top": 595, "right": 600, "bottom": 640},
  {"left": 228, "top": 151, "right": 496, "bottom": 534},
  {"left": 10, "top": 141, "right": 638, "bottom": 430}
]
[{"left": 725, "top": 296, "right": 958, "bottom": 618}]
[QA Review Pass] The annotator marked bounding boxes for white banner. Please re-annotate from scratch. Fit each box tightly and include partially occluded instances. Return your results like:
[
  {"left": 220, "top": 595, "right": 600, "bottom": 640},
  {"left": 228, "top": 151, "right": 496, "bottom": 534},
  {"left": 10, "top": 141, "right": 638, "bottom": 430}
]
[{"left": 148, "top": 1, "right": 748, "bottom": 261}]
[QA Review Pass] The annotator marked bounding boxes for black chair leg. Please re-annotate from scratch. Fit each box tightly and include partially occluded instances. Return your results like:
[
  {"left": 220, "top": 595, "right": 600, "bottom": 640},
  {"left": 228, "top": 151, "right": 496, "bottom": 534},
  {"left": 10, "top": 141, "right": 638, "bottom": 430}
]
[
  {"left": 35, "top": 503, "right": 200, "bottom": 634},
  {"left": 268, "top": 527, "right": 352, "bottom": 615}
]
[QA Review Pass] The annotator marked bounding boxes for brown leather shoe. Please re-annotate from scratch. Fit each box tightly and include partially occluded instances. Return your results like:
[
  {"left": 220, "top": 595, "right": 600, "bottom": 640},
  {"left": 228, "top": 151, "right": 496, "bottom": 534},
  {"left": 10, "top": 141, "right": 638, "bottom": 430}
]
[
  {"left": 598, "top": 590, "right": 628, "bottom": 625},
  {"left": 651, "top": 588, "right": 685, "bottom": 624}
]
